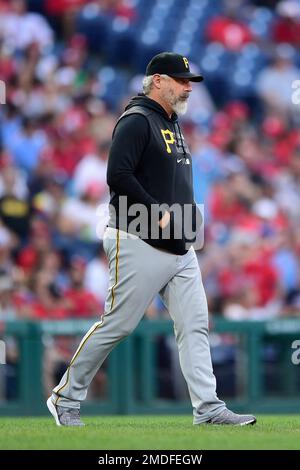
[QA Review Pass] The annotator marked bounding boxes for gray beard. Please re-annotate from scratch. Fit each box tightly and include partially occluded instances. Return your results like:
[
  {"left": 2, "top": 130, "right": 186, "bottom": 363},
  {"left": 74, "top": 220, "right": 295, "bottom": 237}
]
[{"left": 172, "top": 100, "right": 188, "bottom": 115}]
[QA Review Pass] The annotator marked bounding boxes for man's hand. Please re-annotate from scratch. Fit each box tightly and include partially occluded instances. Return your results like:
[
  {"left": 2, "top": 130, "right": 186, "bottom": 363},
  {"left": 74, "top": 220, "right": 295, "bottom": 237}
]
[{"left": 159, "top": 211, "right": 170, "bottom": 229}]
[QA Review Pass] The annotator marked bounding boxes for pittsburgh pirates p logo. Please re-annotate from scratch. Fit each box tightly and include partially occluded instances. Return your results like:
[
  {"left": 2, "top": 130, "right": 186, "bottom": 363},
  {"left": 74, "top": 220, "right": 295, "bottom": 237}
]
[
  {"left": 161, "top": 129, "right": 175, "bottom": 154},
  {"left": 183, "top": 57, "right": 189, "bottom": 69}
]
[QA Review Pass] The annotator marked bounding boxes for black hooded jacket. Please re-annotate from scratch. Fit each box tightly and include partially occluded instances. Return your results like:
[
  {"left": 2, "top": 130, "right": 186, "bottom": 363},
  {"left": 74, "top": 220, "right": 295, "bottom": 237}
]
[{"left": 106, "top": 94, "right": 199, "bottom": 255}]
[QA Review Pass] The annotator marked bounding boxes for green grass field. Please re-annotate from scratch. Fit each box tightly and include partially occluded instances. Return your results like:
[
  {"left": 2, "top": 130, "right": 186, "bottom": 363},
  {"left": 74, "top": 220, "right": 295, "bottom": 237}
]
[{"left": 0, "top": 415, "right": 299, "bottom": 450}]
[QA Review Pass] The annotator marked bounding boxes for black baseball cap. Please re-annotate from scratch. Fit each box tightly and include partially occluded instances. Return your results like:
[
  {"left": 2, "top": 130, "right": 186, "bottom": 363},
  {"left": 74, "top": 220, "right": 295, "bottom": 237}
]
[{"left": 146, "top": 52, "right": 203, "bottom": 82}]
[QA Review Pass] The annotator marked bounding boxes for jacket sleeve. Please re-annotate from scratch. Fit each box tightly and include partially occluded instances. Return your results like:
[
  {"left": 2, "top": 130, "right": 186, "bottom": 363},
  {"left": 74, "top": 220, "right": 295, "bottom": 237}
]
[{"left": 107, "top": 113, "right": 163, "bottom": 212}]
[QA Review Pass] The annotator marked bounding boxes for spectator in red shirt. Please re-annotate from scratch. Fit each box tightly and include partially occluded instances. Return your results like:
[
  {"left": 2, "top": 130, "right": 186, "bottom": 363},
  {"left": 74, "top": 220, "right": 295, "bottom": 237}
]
[
  {"left": 206, "top": 11, "right": 253, "bottom": 51},
  {"left": 30, "top": 270, "right": 70, "bottom": 320},
  {"left": 273, "top": 1, "right": 300, "bottom": 46},
  {"left": 218, "top": 237, "right": 279, "bottom": 307},
  {"left": 209, "top": 171, "right": 256, "bottom": 226},
  {"left": 65, "top": 256, "right": 101, "bottom": 318},
  {"left": 45, "top": 0, "right": 87, "bottom": 15},
  {"left": 45, "top": 0, "right": 89, "bottom": 39}
]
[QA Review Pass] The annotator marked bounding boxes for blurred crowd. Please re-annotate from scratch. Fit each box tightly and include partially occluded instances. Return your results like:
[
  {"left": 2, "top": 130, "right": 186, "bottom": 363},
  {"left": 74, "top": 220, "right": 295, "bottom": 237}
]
[{"left": 1, "top": 0, "right": 300, "bottom": 327}]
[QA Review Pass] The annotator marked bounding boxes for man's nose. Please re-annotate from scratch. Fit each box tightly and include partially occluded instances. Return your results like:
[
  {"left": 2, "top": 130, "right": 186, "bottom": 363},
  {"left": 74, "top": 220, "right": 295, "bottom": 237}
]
[{"left": 185, "top": 82, "right": 192, "bottom": 92}]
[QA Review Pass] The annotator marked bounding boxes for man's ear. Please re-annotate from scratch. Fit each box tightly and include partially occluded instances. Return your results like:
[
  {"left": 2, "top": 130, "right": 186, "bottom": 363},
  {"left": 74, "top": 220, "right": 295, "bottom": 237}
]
[{"left": 152, "top": 74, "right": 162, "bottom": 89}]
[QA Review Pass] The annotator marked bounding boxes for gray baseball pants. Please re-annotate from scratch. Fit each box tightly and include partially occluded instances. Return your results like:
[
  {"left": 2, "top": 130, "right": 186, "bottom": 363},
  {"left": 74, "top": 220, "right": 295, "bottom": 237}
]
[{"left": 52, "top": 227, "right": 225, "bottom": 424}]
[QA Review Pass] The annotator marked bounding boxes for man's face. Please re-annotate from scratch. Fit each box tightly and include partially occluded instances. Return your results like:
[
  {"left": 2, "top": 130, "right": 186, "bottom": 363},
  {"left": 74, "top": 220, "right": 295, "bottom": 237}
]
[{"left": 160, "top": 76, "right": 192, "bottom": 115}]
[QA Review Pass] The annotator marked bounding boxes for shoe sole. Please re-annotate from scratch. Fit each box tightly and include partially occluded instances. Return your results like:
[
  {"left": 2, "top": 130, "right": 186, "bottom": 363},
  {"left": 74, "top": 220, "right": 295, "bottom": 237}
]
[
  {"left": 47, "top": 397, "right": 61, "bottom": 426},
  {"left": 239, "top": 418, "right": 257, "bottom": 426},
  {"left": 204, "top": 417, "right": 257, "bottom": 426}
]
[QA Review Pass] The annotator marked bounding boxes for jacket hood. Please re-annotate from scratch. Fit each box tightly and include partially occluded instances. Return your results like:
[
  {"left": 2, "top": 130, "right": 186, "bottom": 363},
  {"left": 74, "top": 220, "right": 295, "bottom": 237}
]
[{"left": 125, "top": 94, "right": 178, "bottom": 122}]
